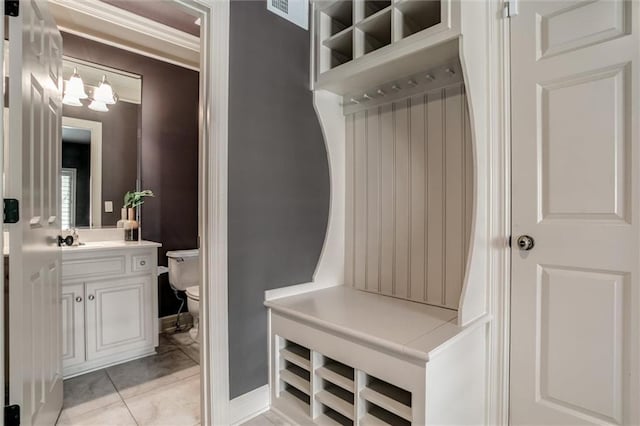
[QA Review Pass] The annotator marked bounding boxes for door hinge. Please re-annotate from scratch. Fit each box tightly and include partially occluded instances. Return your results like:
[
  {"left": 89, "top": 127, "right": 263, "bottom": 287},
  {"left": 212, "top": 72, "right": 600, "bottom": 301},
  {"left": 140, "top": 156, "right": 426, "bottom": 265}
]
[
  {"left": 3, "top": 199, "right": 19, "bottom": 224},
  {"left": 4, "top": 0, "right": 19, "bottom": 17},
  {"left": 503, "top": 0, "right": 518, "bottom": 18},
  {"left": 4, "top": 404, "right": 20, "bottom": 426}
]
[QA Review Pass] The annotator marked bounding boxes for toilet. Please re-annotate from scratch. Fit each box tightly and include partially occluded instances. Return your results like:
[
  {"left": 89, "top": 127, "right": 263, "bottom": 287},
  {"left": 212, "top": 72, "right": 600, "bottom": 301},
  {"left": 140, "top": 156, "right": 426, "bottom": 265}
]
[{"left": 166, "top": 249, "right": 200, "bottom": 341}]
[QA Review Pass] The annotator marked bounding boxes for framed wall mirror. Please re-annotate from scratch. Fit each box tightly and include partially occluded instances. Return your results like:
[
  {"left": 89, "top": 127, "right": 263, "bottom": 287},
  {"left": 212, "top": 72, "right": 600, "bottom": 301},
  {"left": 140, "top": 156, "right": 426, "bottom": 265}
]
[{"left": 61, "top": 57, "right": 142, "bottom": 229}]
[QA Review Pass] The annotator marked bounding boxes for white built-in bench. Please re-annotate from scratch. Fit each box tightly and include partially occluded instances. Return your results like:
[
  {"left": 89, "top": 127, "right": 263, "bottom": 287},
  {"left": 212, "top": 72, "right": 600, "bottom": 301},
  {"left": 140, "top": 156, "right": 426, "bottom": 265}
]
[{"left": 266, "top": 286, "right": 488, "bottom": 425}]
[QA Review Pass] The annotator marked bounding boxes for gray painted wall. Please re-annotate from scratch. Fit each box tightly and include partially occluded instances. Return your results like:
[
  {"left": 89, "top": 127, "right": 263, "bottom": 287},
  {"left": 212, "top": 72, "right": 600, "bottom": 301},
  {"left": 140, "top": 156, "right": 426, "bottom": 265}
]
[{"left": 228, "top": 1, "right": 331, "bottom": 399}]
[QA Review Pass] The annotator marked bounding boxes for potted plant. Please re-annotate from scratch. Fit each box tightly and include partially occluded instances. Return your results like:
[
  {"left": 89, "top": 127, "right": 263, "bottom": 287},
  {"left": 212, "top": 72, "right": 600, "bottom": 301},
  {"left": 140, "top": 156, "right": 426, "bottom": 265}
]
[{"left": 121, "top": 190, "right": 154, "bottom": 241}]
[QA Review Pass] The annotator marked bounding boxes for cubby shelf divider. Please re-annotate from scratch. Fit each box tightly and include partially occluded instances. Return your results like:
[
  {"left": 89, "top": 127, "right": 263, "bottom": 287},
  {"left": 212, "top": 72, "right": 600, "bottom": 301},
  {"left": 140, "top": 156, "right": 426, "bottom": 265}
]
[
  {"left": 314, "top": 0, "right": 459, "bottom": 94},
  {"left": 275, "top": 337, "right": 414, "bottom": 425}
]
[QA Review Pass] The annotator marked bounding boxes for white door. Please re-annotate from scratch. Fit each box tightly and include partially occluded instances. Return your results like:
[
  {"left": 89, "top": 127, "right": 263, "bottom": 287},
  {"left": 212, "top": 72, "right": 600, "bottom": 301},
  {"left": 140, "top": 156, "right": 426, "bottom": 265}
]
[
  {"left": 61, "top": 283, "right": 85, "bottom": 370},
  {"left": 510, "top": 1, "right": 639, "bottom": 425},
  {"left": 85, "top": 276, "right": 153, "bottom": 361},
  {"left": 7, "top": 0, "right": 64, "bottom": 424}
]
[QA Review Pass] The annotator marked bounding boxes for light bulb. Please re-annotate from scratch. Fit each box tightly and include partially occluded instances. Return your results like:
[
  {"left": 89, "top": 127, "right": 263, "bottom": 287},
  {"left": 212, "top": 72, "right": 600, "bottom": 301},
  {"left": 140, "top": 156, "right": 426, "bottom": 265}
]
[
  {"left": 93, "top": 75, "right": 117, "bottom": 105},
  {"left": 88, "top": 100, "right": 108, "bottom": 112},
  {"left": 65, "top": 68, "right": 88, "bottom": 99},
  {"left": 62, "top": 93, "right": 82, "bottom": 107}
]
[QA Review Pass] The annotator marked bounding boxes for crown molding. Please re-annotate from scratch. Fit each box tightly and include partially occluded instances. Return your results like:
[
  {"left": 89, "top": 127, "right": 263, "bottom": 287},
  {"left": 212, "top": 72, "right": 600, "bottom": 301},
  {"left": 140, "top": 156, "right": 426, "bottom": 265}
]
[{"left": 48, "top": 0, "right": 200, "bottom": 70}]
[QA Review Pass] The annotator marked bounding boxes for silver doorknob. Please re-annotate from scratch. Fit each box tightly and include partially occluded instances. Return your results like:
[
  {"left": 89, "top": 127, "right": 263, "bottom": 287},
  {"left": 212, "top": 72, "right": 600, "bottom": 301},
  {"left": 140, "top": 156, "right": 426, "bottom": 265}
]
[
  {"left": 88, "top": 295, "right": 95, "bottom": 301},
  {"left": 517, "top": 235, "right": 535, "bottom": 251},
  {"left": 75, "top": 296, "right": 82, "bottom": 303}
]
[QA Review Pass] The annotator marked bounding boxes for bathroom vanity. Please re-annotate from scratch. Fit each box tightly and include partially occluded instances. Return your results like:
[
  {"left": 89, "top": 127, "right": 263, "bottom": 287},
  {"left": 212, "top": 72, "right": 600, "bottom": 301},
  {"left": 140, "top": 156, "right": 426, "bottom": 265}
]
[{"left": 61, "top": 240, "right": 160, "bottom": 378}]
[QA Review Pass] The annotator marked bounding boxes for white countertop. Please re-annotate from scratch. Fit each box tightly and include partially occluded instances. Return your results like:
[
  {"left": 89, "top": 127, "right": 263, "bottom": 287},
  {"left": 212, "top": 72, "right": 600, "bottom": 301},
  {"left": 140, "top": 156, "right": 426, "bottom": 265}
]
[
  {"left": 62, "top": 240, "right": 161, "bottom": 254},
  {"left": 265, "top": 286, "right": 486, "bottom": 362}
]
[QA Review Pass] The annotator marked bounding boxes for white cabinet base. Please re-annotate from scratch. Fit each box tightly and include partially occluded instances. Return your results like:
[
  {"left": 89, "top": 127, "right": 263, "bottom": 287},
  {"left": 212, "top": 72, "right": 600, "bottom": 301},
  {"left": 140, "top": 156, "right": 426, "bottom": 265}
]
[
  {"left": 62, "top": 241, "right": 160, "bottom": 378},
  {"left": 62, "top": 347, "right": 157, "bottom": 379}
]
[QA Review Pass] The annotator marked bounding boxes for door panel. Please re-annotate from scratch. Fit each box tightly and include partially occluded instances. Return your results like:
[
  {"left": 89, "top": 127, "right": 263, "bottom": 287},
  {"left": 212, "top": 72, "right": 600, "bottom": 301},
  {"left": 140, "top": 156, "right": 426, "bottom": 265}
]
[
  {"left": 62, "top": 283, "right": 85, "bottom": 369},
  {"left": 7, "top": 1, "right": 63, "bottom": 424},
  {"left": 510, "top": 0, "right": 639, "bottom": 424},
  {"left": 85, "top": 276, "right": 153, "bottom": 361}
]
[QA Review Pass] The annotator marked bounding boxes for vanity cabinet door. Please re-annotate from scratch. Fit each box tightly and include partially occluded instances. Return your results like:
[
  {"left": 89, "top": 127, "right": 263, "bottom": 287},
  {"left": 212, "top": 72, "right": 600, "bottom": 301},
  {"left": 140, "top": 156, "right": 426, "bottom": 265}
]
[
  {"left": 62, "top": 283, "right": 85, "bottom": 369},
  {"left": 85, "top": 275, "right": 154, "bottom": 361}
]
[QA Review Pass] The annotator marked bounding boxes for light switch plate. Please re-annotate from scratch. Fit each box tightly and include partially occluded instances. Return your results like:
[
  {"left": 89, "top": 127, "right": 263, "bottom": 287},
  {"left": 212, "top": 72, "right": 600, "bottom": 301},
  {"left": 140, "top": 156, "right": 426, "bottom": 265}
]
[{"left": 104, "top": 201, "right": 113, "bottom": 213}]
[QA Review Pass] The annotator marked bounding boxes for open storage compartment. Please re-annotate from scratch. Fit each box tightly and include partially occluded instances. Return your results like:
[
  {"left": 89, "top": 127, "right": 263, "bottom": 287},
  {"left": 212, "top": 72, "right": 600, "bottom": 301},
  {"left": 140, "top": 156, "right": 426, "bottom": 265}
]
[
  {"left": 394, "top": 0, "right": 441, "bottom": 40},
  {"left": 314, "top": 0, "right": 459, "bottom": 93},
  {"left": 320, "top": 1, "right": 354, "bottom": 36},
  {"left": 361, "top": 376, "right": 412, "bottom": 425},
  {"left": 362, "top": 0, "right": 391, "bottom": 19},
  {"left": 316, "top": 380, "right": 355, "bottom": 424},
  {"left": 322, "top": 28, "right": 354, "bottom": 70},
  {"left": 277, "top": 339, "right": 312, "bottom": 413},
  {"left": 273, "top": 336, "right": 416, "bottom": 424},
  {"left": 316, "top": 357, "right": 355, "bottom": 392},
  {"left": 356, "top": 8, "right": 392, "bottom": 56}
]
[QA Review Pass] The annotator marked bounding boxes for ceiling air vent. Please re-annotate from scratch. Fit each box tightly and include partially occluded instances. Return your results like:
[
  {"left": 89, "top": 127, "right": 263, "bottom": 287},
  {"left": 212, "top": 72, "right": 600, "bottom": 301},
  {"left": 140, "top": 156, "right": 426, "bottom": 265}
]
[
  {"left": 267, "top": 0, "right": 308, "bottom": 30},
  {"left": 272, "top": 0, "right": 288, "bottom": 14}
]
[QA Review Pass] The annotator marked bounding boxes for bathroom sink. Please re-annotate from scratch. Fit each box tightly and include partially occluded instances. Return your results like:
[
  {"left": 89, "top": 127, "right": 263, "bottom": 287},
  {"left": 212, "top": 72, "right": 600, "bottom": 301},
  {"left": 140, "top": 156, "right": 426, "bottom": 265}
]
[{"left": 79, "top": 241, "right": 126, "bottom": 247}]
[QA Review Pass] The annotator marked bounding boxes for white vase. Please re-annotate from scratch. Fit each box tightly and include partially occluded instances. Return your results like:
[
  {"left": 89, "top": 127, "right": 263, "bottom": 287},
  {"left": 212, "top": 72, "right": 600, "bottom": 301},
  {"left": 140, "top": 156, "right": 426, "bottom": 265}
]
[{"left": 116, "top": 207, "right": 127, "bottom": 228}]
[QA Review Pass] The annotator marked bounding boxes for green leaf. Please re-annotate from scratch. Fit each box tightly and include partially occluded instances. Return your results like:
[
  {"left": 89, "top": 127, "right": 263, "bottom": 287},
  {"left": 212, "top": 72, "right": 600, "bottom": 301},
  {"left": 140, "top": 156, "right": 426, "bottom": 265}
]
[{"left": 123, "top": 189, "right": 154, "bottom": 208}]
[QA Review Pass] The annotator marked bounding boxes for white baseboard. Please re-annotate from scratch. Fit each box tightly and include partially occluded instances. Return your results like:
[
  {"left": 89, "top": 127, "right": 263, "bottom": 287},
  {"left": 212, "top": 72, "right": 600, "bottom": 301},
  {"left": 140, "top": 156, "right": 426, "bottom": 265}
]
[{"left": 229, "top": 384, "right": 270, "bottom": 425}]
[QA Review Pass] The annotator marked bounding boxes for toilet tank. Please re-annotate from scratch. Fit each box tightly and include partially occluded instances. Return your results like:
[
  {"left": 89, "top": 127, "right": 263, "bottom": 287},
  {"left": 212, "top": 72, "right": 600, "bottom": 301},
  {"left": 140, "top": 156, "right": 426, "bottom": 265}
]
[{"left": 166, "top": 249, "right": 199, "bottom": 291}]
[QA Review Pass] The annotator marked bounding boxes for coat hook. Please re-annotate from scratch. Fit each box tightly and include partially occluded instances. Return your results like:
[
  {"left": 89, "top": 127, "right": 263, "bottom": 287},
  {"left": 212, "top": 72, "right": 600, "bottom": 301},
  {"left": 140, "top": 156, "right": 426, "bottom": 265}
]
[
  {"left": 363, "top": 93, "right": 372, "bottom": 101},
  {"left": 445, "top": 68, "right": 455, "bottom": 76},
  {"left": 391, "top": 84, "right": 401, "bottom": 91},
  {"left": 377, "top": 89, "right": 386, "bottom": 96},
  {"left": 425, "top": 73, "right": 435, "bottom": 81},
  {"left": 349, "top": 97, "right": 360, "bottom": 104},
  {"left": 407, "top": 79, "right": 417, "bottom": 87}
]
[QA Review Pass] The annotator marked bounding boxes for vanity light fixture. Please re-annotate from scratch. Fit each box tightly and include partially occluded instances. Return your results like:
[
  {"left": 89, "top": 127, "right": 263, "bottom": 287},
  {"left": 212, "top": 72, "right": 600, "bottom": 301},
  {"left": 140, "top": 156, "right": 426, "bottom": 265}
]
[
  {"left": 62, "top": 93, "right": 82, "bottom": 107},
  {"left": 65, "top": 68, "right": 88, "bottom": 100},
  {"left": 88, "top": 99, "right": 109, "bottom": 112},
  {"left": 93, "top": 75, "right": 117, "bottom": 105}
]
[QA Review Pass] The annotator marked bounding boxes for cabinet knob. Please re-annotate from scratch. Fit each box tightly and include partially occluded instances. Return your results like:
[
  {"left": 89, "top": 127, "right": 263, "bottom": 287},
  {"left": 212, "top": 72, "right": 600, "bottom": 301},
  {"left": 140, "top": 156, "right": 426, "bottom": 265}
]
[
  {"left": 88, "top": 295, "right": 95, "bottom": 301},
  {"left": 75, "top": 296, "right": 82, "bottom": 303},
  {"left": 140, "top": 260, "right": 146, "bottom": 266}
]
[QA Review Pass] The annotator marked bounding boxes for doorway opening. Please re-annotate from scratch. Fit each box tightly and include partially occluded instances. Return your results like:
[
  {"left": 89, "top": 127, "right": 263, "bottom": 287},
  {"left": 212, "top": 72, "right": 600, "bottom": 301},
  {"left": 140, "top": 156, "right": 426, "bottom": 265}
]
[{"left": 1, "top": 0, "right": 223, "bottom": 424}]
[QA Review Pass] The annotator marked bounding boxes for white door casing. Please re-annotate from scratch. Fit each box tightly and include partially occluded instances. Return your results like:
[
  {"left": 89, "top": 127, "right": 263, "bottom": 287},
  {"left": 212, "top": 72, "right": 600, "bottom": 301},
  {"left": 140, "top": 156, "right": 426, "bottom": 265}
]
[
  {"left": 510, "top": 1, "right": 639, "bottom": 425},
  {"left": 7, "top": 0, "right": 64, "bottom": 424}
]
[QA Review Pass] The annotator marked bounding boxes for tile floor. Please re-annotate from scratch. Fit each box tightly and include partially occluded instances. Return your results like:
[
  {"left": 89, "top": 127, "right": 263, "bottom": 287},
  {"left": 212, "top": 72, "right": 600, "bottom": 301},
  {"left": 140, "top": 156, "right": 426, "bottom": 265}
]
[
  {"left": 57, "top": 331, "right": 201, "bottom": 426},
  {"left": 241, "top": 411, "right": 291, "bottom": 426}
]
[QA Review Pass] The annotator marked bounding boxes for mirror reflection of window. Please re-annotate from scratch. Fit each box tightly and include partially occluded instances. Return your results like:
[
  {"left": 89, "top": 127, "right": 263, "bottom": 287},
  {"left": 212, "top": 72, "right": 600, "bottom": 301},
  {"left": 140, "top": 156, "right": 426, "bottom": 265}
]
[
  {"left": 61, "top": 168, "right": 77, "bottom": 230},
  {"left": 62, "top": 127, "right": 92, "bottom": 228}
]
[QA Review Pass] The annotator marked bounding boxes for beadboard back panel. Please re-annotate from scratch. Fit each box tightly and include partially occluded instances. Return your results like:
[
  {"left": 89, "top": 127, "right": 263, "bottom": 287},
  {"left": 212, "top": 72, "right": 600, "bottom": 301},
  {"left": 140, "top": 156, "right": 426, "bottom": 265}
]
[{"left": 345, "top": 83, "right": 473, "bottom": 310}]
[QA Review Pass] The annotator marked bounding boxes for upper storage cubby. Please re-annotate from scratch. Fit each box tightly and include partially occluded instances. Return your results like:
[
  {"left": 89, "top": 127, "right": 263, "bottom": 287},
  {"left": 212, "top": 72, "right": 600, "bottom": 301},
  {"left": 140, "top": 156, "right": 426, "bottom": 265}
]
[
  {"left": 313, "top": 0, "right": 460, "bottom": 95},
  {"left": 320, "top": 1, "right": 353, "bottom": 36},
  {"left": 394, "top": 0, "right": 441, "bottom": 39}
]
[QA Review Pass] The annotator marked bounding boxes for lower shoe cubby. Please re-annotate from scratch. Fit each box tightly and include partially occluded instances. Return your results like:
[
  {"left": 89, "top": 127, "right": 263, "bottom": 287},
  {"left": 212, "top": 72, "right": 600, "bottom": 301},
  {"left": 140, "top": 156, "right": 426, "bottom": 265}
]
[
  {"left": 274, "top": 336, "right": 414, "bottom": 425},
  {"left": 361, "top": 376, "right": 412, "bottom": 425}
]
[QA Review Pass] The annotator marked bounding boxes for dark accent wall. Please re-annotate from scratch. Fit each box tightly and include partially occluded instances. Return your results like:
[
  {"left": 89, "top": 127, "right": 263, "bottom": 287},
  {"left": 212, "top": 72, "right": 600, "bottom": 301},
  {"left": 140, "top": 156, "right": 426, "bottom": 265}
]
[
  {"left": 228, "top": 1, "right": 331, "bottom": 398},
  {"left": 63, "top": 101, "right": 140, "bottom": 226},
  {"left": 62, "top": 142, "right": 91, "bottom": 227},
  {"left": 62, "top": 32, "right": 200, "bottom": 318}
]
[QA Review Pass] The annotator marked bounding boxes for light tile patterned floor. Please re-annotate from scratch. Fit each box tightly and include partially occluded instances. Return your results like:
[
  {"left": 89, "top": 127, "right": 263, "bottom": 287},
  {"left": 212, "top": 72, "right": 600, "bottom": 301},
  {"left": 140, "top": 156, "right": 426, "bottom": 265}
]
[
  {"left": 57, "top": 332, "right": 201, "bottom": 426},
  {"left": 241, "top": 411, "right": 292, "bottom": 426}
]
